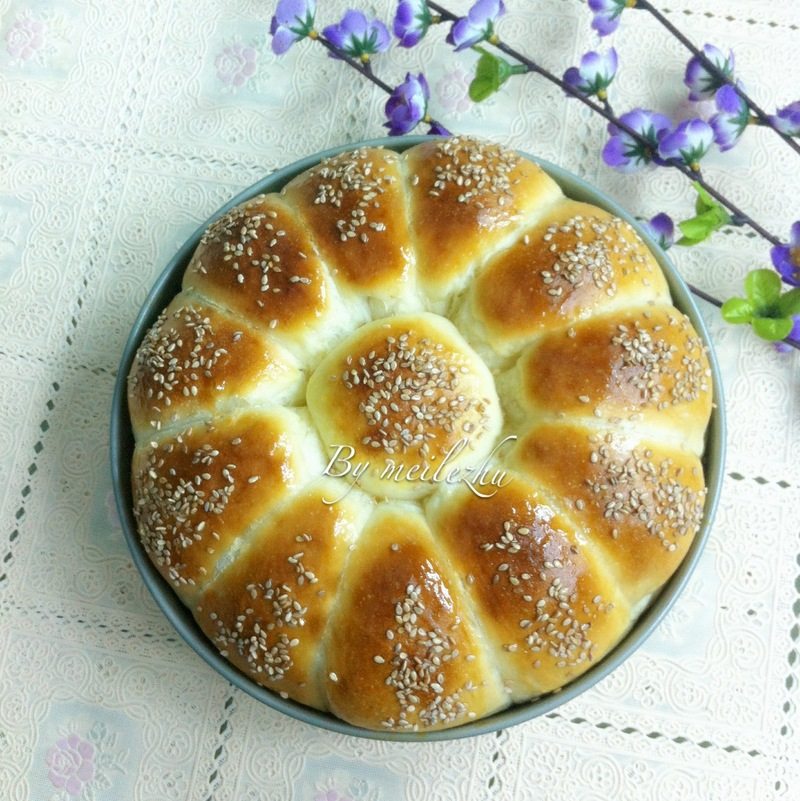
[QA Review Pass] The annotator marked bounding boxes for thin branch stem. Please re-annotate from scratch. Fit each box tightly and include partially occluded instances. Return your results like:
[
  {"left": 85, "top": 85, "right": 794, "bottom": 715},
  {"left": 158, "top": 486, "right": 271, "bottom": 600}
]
[{"left": 635, "top": 0, "right": 800, "bottom": 157}]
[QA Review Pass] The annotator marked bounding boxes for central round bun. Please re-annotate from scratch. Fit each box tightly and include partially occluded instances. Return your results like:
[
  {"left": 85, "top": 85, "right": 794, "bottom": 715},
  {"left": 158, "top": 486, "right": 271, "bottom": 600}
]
[
  {"left": 307, "top": 313, "right": 502, "bottom": 499},
  {"left": 127, "top": 137, "right": 714, "bottom": 734}
]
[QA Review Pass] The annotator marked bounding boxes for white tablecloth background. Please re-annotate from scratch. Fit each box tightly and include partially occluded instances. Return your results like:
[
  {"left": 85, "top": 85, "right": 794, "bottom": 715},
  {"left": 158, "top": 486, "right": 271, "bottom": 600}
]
[{"left": 1, "top": 0, "right": 798, "bottom": 798}]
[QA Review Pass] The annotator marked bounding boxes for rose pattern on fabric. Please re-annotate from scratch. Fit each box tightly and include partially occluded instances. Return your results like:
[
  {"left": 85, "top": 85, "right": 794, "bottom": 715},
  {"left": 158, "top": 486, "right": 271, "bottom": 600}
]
[
  {"left": 40, "top": 719, "right": 129, "bottom": 800},
  {"left": 434, "top": 67, "right": 473, "bottom": 115},
  {"left": 5, "top": 12, "right": 46, "bottom": 62},
  {"left": 215, "top": 40, "right": 259, "bottom": 90},
  {"left": 46, "top": 734, "right": 95, "bottom": 796}
]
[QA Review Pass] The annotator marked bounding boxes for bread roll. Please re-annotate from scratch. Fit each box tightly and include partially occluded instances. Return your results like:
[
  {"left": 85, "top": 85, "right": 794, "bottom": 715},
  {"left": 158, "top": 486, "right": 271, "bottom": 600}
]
[{"left": 128, "top": 136, "right": 714, "bottom": 732}]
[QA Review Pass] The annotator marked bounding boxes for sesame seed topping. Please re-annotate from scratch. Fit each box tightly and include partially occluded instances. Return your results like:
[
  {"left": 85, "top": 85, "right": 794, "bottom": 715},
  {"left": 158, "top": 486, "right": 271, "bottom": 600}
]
[
  {"left": 377, "top": 583, "right": 470, "bottom": 729},
  {"left": 339, "top": 330, "right": 490, "bottom": 459},
  {"left": 426, "top": 136, "right": 521, "bottom": 207},
  {"left": 583, "top": 433, "right": 706, "bottom": 549}
]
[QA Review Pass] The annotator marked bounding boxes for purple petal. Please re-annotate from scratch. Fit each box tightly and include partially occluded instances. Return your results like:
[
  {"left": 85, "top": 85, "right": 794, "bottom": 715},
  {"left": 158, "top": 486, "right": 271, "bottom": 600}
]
[
  {"left": 659, "top": 118, "right": 713, "bottom": 161},
  {"left": 340, "top": 10, "right": 368, "bottom": 37},
  {"left": 710, "top": 112, "right": 738, "bottom": 151},
  {"left": 372, "top": 19, "right": 391, "bottom": 52},
  {"left": 771, "top": 241, "right": 800, "bottom": 287},
  {"left": 591, "top": 11, "right": 620, "bottom": 37},
  {"left": 588, "top": 0, "right": 618, "bottom": 11},
  {"left": 715, "top": 83, "right": 743, "bottom": 114},
  {"left": 771, "top": 101, "right": 800, "bottom": 136},
  {"left": 322, "top": 22, "right": 347, "bottom": 49},
  {"left": 274, "top": 0, "right": 312, "bottom": 26},
  {"left": 563, "top": 66, "right": 586, "bottom": 92},
  {"left": 602, "top": 135, "right": 640, "bottom": 172},
  {"left": 469, "top": 0, "right": 504, "bottom": 25},
  {"left": 774, "top": 316, "right": 800, "bottom": 353},
  {"left": 580, "top": 50, "right": 605, "bottom": 74},
  {"left": 642, "top": 212, "right": 675, "bottom": 248},
  {"left": 448, "top": 17, "right": 479, "bottom": 50},
  {"left": 790, "top": 221, "right": 800, "bottom": 249},
  {"left": 271, "top": 27, "right": 299, "bottom": 54}
]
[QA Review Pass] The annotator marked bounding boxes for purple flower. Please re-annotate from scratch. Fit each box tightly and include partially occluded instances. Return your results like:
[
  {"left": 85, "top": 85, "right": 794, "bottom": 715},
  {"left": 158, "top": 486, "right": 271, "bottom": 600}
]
[
  {"left": 384, "top": 73, "right": 429, "bottom": 136},
  {"left": 46, "top": 734, "right": 95, "bottom": 796},
  {"left": 270, "top": 0, "right": 316, "bottom": 55},
  {"left": 770, "top": 101, "right": 800, "bottom": 137},
  {"left": 563, "top": 48, "right": 618, "bottom": 100},
  {"left": 588, "top": 0, "right": 630, "bottom": 37},
  {"left": 602, "top": 108, "right": 672, "bottom": 173},
  {"left": 446, "top": 0, "right": 506, "bottom": 52},
  {"left": 774, "top": 315, "right": 800, "bottom": 354},
  {"left": 710, "top": 84, "right": 750, "bottom": 152},
  {"left": 641, "top": 213, "right": 675, "bottom": 250},
  {"left": 771, "top": 221, "right": 800, "bottom": 287},
  {"left": 394, "top": 0, "right": 432, "bottom": 48},
  {"left": 658, "top": 118, "right": 714, "bottom": 168},
  {"left": 323, "top": 10, "right": 390, "bottom": 60},
  {"left": 684, "top": 44, "right": 735, "bottom": 101}
]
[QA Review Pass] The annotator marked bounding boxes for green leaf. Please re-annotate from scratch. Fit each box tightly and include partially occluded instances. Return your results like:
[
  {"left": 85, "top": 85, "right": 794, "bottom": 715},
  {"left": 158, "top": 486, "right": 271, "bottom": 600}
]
[
  {"left": 752, "top": 316, "right": 794, "bottom": 342},
  {"left": 721, "top": 297, "right": 754, "bottom": 324},
  {"left": 469, "top": 51, "right": 514, "bottom": 102},
  {"left": 776, "top": 287, "right": 800, "bottom": 318},
  {"left": 744, "top": 269, "right": 782, "bottom": 312},
  {"left": 677, "top": 206, "right": 731, "bottom": 246},
  {"left": 693, "top": 182, "right": 717, "bottom": 214}
]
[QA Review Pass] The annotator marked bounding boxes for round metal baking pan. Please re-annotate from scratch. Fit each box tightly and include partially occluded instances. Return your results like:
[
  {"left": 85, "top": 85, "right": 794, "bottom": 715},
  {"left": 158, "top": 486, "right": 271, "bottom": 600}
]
[{"left": 110, "top": 135, "right": 726, "bottom": 741}]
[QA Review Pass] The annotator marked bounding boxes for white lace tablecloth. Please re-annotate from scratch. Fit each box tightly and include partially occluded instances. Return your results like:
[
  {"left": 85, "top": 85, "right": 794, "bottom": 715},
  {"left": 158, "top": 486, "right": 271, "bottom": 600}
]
[{"left": 1, "top": 0, "right": 798, "bottom": 798}]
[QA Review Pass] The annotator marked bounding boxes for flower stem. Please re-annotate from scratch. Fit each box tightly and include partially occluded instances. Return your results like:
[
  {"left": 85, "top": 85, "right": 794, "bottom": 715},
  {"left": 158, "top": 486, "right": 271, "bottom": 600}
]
[{"left": 635, "top": 0, "right": 800, "bottom": 157}]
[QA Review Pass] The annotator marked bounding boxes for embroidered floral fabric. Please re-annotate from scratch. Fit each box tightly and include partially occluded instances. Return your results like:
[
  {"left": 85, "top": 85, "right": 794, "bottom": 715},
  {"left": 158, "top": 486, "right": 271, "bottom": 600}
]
[{"left": 0, "top": 0, "right": 798, "bottom": 797}]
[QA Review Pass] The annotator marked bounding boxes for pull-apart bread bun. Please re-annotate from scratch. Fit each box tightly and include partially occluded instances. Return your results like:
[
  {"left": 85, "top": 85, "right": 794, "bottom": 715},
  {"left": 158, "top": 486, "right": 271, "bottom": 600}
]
[{"left": 128, "top": 137, "right": 712, "bottom": 732}]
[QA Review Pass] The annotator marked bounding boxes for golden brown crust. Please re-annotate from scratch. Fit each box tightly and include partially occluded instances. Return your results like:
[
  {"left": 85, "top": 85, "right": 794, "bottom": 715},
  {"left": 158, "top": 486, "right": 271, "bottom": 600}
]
[
  {"left": 324, "top": 506, "right": 507, "bottom": 731},
  {"left": 470, "top": 200, "right": 670, "bottom": 354},
  {"left": 182, "top": 194, "right": 352, "bottom": 355},
  {"left": 403, "top": 137, "right": 563, "bottom": 299},
  {"left": 514, "top": 306, "right": 712, "bottom": 452},
  {"left": 426, "top": 475, "right": 631, "bottom": 698},
  {"left": 194, "top": 481, "right": 372, "bottom": 708},
  {"left": 131, "top": 408, "right": 318, "bottom": 603},
  {"left": 127, "top": 292, "right": 303, "bottom": 438},
  {"left": 511, "top": 424, "right": 707, "bottom": 604},
  {"left": 282, "top": 147, "right": 414, "bottom": 301}
]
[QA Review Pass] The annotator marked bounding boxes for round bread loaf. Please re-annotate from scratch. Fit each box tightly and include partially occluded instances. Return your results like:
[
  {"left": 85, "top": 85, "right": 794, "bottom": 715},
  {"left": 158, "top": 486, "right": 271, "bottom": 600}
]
[{"left": 128, "top": 136, "right": 713, "bottom": 732}]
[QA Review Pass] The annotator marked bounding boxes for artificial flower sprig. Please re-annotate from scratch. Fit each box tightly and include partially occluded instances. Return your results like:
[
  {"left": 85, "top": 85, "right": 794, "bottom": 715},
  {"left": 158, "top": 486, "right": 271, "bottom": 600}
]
[
  {"left": 271, "top": 0, "right": 450, "bottom": 136},
  {"left": 269, "top": 0, "right": 800, "bottom": 351},
  {"left": 590, "top": 0, "right": 800, "bottom": 157}
]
